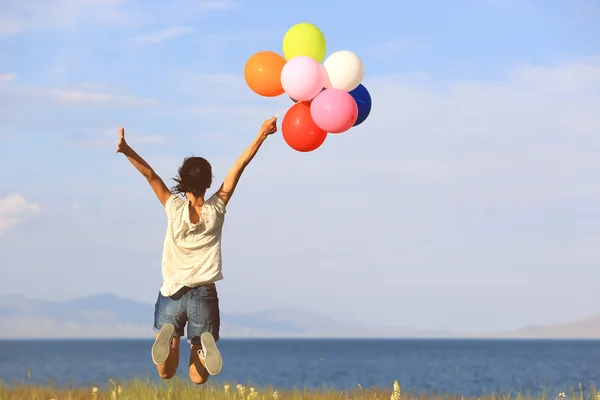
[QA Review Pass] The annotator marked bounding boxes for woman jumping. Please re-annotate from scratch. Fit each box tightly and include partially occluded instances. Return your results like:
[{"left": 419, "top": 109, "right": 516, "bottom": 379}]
[{"left": 116, "top": 117, "right": 278, "bottom": 384}]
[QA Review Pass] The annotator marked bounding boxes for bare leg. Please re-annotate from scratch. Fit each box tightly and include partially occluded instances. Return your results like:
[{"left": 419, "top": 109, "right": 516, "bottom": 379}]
[
  {"left": 199, "top": 332, "right": 222, "bottom": 375},
  {"left": 154, "top": 332, "right": 180, "bottom": 379},
  {"left": 189, "top": 343, "right": 210, "bottom": 385}
]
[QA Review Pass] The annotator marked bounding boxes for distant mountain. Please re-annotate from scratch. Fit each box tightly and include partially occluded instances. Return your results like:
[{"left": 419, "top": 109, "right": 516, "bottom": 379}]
[
  {"left": 0, "top": 293, "right": 598, "bottom": 339},
  {"left": 475, "top": 315, "right": 600, "bottom": 339},
  {"left": 0, "top": 293, "right": 453, "bottom": 339},
  {"left": 0, "top": 293, "right": 152, "bottom": 338},
  {"left": 223, "top": 307, "right": 456, "bottom": 338}
]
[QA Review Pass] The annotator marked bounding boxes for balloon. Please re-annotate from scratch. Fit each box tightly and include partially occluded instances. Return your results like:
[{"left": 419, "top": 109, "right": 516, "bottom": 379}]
[
  {"left": 321, "top": 65, "right": 332, "bottom": 89},
  {"left": 310, "top": 89, "right": 358, "bottom": 134},
  {"left": 282, "top": 22, "right": 327, "bottom": 63},
  {"left": 244, "top": 51, "right": 286, "bottom": 97},
  {"left": 282, "top": 101, "right": 327, "bottom": 152},
  {"left": 348, "top": 84, "right": 372, "bottom": 126},
  {"left": 323, "top": 51, "right": 364, "bottom": 92},
  {"left": 280, "top": 56, "right": 324, "bottom": 101}
]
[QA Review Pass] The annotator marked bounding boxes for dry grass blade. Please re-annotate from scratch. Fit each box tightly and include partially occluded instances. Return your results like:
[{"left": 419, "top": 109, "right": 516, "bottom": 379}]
[{"left": 0, "top": 379, "right": 597, "bottom": 400}]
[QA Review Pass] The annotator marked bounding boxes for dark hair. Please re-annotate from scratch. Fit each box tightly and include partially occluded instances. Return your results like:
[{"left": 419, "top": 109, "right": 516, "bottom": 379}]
[{"left": 172, "top": 156, "right": 213, "bottom": 197}]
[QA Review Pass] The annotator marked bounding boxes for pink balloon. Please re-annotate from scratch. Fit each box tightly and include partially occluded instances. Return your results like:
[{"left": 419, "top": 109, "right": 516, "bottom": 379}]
[
  {"left": 280, "top": 56, "right": 324, "bottom": 102},
  {"left": 310, "top": 89, "right": 359, "bottom": 134}
]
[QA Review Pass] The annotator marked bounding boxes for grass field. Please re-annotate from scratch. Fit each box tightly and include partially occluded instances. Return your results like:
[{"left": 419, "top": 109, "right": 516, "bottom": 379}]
[{"left": 0, "top": 379, "right": 598, "bottom": 400}]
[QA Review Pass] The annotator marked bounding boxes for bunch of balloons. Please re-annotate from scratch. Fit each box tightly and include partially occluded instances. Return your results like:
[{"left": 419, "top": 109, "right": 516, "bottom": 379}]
[{"left": 244, "top": 22, "right": 372, "bottom": 152}]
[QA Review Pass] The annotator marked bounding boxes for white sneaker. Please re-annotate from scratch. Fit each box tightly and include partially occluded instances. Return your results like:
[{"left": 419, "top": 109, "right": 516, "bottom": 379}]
[
  {"left": 152, "top": 323, "right": 175, "bottom": 365},
  {"left": 198, "top": 332, "right": 222, "bottom": 375}
]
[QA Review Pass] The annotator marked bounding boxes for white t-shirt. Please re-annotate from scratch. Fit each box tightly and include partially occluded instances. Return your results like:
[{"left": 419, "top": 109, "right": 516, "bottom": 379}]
[{"left": 159, "top": 193, "right": 226, "bottom": 297}]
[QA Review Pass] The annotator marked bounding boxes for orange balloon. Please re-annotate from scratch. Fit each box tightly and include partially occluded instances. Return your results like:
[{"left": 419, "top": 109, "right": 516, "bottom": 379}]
[{"left": 244, "top": 51, "right": 286, "bottom": 97}]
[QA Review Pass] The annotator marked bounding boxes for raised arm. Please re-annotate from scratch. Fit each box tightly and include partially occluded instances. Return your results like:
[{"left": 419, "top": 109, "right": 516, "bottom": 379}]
[
  {"left": 216, "top": 117, "right": 278, "bottom": 206},
  {"left": 116, "top": 126, "right": 171, "bottom": 207}
]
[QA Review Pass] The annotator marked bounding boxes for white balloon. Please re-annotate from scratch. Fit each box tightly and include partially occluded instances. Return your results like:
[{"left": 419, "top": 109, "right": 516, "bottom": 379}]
[{"left": 323, "top": 51, "right": 364, "bottom": 92}]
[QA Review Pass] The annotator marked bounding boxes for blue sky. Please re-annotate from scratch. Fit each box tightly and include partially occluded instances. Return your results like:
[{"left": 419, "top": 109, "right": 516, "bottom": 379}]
[{"left": 1, "top": 0, "right": 599, "bottom": 334}]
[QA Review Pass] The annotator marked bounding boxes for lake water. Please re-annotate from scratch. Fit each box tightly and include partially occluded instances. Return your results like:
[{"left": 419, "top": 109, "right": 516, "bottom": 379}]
[{"left": 0, "top": 339, "right": 598, "bottom": 396}]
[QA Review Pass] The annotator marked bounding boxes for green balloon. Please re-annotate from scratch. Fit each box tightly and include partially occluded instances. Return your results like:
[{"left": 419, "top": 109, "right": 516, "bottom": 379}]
[{"left": 282, "top": 23, "right": 327, "bottom": 63}]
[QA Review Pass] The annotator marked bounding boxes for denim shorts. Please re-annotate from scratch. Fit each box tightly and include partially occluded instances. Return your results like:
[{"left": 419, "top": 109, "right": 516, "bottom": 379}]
[{"left": 153, "top": 283, "right": 220, "bottom": 345}]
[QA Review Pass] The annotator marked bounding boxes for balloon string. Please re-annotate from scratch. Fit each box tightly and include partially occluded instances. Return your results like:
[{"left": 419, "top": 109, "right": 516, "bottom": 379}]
[{"left": 275, "top": 103, "right": 294, "bottom": 120}]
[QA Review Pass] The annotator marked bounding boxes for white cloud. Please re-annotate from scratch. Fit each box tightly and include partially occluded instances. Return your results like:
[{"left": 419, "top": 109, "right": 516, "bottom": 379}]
[
  {"left": 0, "top": 82, "right": 156, "bottom": 108},
  {"left": 67, "top": 127, "right": 170, "bottom": 149},
  {"left": 484, "top": 0, "right": 537, "bottom": 11},
  {"left": 0, "top": 0, "right": 127, "bottom": 35},
  {"left": 0, "top": 195, "right": 40, "bottom": 236},
  {"left": 126, "top": 0, "right": 240, "bottom": 28},
  {"left": 0, "top": 17, "right": 21, "bottom": 35},
  {"left": 0, "top": 0, "right": 239, "bottom": 36},
  {"left": 0, "top": 74, "right": 16, "bottom": 84},
  {"left": 137, "top": 135, "right": 167, "bottom": 144},
  {"left": 167, "top": 70, "right": 290, "bottom": 113},
  {"left": 198, "top": 0, "right": 240, "bottom": 10},
  {"left": 131, "top": 26, "right": 194, "bottom": 45},
  {"left": 372, "top": 39, "right": 429, "bottom": 56}
]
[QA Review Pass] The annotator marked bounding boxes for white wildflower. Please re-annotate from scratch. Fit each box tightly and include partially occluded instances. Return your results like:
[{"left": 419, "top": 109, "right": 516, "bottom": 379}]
[
  {"left": 237, "top": 384, "right": 246, "bottom": 397},
  {"left": 391, "top": 380, "right": 401, "bottom": 400}
]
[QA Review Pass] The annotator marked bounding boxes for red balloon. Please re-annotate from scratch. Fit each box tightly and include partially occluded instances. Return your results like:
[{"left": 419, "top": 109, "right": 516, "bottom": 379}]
[{"left": 281, "top": 101, "right": 327, "bottom": 152}]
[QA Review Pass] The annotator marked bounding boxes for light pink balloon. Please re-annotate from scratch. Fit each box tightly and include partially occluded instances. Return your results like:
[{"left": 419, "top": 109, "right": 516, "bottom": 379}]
[
  {"left": 310, "top": 89, "right": 358, "bottom": 134},
  {"left": 280, "top": 56, "right": 324, "bottom": 102}
]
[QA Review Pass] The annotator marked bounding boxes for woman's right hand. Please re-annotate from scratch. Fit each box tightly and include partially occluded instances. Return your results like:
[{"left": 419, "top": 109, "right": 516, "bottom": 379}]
[{"left": 259, "top": 117, "right": 278, "bottom": 137}]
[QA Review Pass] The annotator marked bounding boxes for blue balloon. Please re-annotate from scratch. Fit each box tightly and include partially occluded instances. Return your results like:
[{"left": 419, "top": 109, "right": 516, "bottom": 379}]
[{"left": 349, "top": 84, "right": 372, "bottom": 126}]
